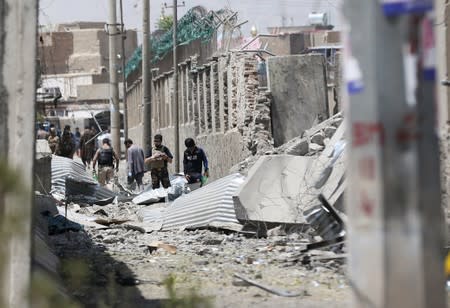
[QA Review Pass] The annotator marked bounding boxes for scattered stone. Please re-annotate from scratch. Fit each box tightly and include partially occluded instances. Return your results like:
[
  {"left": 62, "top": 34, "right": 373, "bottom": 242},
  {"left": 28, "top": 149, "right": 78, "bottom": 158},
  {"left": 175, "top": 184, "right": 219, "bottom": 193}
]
[
  {"left": 310, "top": 132, "right": 325, "bottom": 146},
  {"left": 202, "top": 237, "right": 224, "bottom": 245},
  {"left": 194, "top": 259, "right": 209, "bottom": 266},
  {"left": 309, "top": 143, "right": 324, "bottom": 152},
  {"left": 324, "top": 126, "right": 337, "bottom": 138},
  {"left": 267, "top": 226, "right": 287, "bottom": 237},
  {"left": 285, "top": 139, "right": 309, "bottom": 156},
  {"left": 102, "top": 236, "right": 121, "bottom": 244}
]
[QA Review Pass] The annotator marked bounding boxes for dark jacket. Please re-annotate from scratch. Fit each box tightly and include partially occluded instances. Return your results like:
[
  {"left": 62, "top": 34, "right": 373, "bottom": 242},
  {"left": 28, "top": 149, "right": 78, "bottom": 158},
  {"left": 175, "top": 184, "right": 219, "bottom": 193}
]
[{"left": 183, "top": 146, "right": 208, "bottom": 175}]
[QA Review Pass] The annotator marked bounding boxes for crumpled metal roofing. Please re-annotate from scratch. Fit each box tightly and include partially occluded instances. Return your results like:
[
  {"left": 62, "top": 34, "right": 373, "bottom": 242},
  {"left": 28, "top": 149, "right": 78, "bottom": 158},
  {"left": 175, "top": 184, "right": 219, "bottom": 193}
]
[
  {"left": 50, "top": 155, "right": 116, "bottom": 203},
  {"left": 137, "top": 173, "right": 245, "bottom": 231}
]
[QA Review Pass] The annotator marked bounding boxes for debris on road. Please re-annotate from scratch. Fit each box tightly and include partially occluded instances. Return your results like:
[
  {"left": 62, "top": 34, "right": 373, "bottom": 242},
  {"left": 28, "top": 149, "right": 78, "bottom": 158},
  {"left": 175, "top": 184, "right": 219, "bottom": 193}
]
[{"left": 233, "top": 273, "right": 310, "bottom": 297}]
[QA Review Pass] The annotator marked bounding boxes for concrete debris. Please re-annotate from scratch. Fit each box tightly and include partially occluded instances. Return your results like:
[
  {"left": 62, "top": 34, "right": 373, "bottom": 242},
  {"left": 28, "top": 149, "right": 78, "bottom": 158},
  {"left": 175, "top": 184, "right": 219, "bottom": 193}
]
[
  {"left": 232, "top": 112, "right": 344, "bottom": 175},
  {"left": 132, "top": 188, "right": 167, "bottom": 205},
  {"left": 233, "top": 273, "right": 309, "bottom": 297},
  {"left": 233, "top": 155, "right": 314, "bottom": 225},
  {"left": 324, "top": 126, "right": 337, "bottom": 138},
  {"left": 234, "top": 122, "right": 345, "bottom": 223},
  {"left": 310, "top": 132, "right": 325, "bottom": 146},
  {"left": 285, "top": 138, "right": 309, "bottom": 156},
  {"left": 94, "top": 218, "right": 130, "bottom": 227},
  {"left": 308, "top": 143, "right": 324, "bottom": 153},
  {"left": 148, "top": 241, "right": 177, "bottom": 254}
]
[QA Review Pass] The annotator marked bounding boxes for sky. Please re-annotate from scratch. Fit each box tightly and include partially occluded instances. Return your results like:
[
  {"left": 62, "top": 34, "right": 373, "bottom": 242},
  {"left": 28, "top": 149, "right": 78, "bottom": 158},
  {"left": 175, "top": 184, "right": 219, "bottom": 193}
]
[{"left": 39, "top": 0, "right": 342, "bottom": 41}]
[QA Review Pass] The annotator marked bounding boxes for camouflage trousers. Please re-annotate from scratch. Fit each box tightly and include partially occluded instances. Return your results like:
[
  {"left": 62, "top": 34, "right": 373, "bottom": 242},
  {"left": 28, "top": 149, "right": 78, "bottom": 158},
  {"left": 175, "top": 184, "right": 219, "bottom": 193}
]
[{"left": 151, "top": 167, "right": 170, "bottom": 189}]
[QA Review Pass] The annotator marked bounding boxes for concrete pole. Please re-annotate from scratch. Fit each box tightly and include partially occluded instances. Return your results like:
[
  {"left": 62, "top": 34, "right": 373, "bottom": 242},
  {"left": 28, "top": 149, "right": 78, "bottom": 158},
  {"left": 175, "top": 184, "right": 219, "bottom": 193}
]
[
  {"left": 436, "top": 0, "right": 449, "bottom": 132},
  {"left": 108, "top": 0, "right": 120, "bottom": 154},
  {"left": 173, "top": 0, "right": 180, "bottom": 172},
  {"left": 142, "top": 0, "right": 152, "bottom": 156},
  {"left": 0, "top": 1, "right": 37, "bottom": 307},
  {"left": 119, "top": 0, "right": 128, "bottom": 141},
  {"left": 343, "top": 1, "right": 445, "bottom": 307}
]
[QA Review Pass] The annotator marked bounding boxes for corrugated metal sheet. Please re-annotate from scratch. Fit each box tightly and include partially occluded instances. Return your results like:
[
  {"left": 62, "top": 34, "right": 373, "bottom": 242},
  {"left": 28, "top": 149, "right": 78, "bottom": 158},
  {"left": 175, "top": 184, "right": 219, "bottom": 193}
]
[
  {"left": 163, "top": 173, "right": 245, "bottom": 230},
  {"left": 138, "top": 173, "right": 245, "bottom": 231},
  {"left": 51, "top": 155, "right": 116, "bottom": 203}
]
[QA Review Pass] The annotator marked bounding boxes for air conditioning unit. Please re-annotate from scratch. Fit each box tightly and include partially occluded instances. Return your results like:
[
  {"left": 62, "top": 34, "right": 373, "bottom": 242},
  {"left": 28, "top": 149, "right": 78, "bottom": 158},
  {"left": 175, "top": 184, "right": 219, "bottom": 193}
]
[{"left": 308, "top": 12, "right": 328, "bottom": 26}]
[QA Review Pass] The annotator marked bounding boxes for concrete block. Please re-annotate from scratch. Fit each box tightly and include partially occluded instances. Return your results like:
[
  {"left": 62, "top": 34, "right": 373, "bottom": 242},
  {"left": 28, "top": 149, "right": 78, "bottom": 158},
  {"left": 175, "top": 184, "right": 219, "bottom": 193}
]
[
  {"left": 233, "top": 155, "right": 315, "bottom": 224},
  {"left": 324, "top": 126, "right": 337, "bottom": 138},
  {"left": 310, "top": 132, "right": 325, "bottom": 146},
  {"left": 285, "top": 138, "right": 309, "bottom": 156},
  {"left": 309, "top": 143, "right": 324, "bottom": 152}
]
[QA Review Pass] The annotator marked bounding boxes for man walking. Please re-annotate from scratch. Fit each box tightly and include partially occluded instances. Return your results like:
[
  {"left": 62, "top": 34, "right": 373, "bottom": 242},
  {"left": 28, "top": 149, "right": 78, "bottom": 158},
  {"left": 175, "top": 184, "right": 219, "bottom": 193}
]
[
  {"left": 92, "top": 138, "right": 119, "bottom": 186},
  {"left": 124, "top": 139, "right": 146, "bottom": 191},
  {"left": 47, "top": 127, "right": 59, "bottom": 154},
  {"left": 144, "top": 134, "right": 173, "bottom": 189},
  {"left": 56, "top": 125, "right": 76, "bottom": 159},
  {"left": 183, "top": 138, "right": 209, "bottom": 185},
  {"left": 79, "top": 127, "right": 96, "bottom": 169}
]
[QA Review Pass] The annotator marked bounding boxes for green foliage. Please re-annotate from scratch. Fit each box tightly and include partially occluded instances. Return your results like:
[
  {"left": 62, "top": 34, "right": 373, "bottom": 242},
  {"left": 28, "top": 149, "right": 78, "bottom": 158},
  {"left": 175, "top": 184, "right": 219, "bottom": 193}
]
[
  {"left": 125, "top": 7, "right": 217, "bottom": 77},
  {"left": 163, "top": 273, "right": 212, "bottom": 308},
  {"left": 0, "top": 160, "right": 27, "bottom": 307},
  {"left": 0, "top": 160, "right": 22, "bottom": 195},
  {"left": 158, "top": 15, "right": 174, "bottom": 32}
]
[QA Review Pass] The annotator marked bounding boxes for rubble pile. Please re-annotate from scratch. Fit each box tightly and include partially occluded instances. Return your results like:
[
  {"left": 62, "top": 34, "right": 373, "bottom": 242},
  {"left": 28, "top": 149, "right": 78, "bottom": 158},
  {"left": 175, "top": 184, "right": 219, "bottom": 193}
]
[
  {"left": 34, "top": 113, "right": 349, "bottom": 306},
  {"left": 232, "top": 112, "right": 343, "bottom": 175}
]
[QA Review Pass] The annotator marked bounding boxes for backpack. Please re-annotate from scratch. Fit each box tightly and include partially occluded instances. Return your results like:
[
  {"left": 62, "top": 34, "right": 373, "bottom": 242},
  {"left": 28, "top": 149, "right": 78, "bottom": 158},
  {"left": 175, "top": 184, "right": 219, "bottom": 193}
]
[{"left": 98, "top": 148, "right": 114, "bottom": 166}]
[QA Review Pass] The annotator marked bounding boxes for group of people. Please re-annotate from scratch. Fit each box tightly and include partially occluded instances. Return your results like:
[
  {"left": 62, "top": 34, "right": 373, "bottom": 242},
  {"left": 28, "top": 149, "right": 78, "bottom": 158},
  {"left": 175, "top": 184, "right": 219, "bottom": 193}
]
[
  {"left": 40, "top": 124, "right": 209, "bottom": 190},
  {"left": 125, "top": 134, "right": 209, "bottom": 192},
  {"left": 44, "top": 125, "right": 98, "bottom": 165}
]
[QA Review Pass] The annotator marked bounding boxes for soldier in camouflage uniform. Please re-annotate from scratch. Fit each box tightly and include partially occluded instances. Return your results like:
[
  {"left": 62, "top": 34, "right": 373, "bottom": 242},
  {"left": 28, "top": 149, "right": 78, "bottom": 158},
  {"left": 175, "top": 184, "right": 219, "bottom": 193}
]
[{"left": 144, "top": 134, "right": 173, "bottom": 189}]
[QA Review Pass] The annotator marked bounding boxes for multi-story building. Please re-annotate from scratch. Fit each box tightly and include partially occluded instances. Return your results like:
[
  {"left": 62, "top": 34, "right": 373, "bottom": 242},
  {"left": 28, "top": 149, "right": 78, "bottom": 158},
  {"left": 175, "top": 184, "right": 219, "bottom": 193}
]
[{"left": 37, "top": 21, "right": 137, "bottom": 130}]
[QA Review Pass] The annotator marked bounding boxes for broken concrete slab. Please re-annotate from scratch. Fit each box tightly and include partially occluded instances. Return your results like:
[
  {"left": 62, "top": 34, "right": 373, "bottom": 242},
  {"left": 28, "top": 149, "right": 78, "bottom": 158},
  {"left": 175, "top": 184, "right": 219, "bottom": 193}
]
[
  {"left": 285, "top": 138, "right": 309, "bottom": 156},
  {"left": 300, "top": 122, "right": 346, "bottom": 208},
  {"left": 233, "top": 122, "right": 346, "bottom": 227},
  {"left": 310, "top": 132, "right": 325, "bottom": 146},
  {"left": 233, "top": 155, "right": 314, "bottom": 225},
  {"left": 308, "top": 143, "right": 324, "bottom": 152},
  {"left": 324, "top": 126, "right": 337, "bottom": 138}
]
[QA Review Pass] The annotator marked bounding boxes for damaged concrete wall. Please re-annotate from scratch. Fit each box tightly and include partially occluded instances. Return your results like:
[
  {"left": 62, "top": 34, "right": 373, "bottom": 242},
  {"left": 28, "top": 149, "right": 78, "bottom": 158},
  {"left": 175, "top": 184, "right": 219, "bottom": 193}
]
[
  {"left": 268, "top": 54, "right": 328, "bottom": 146},
  {"left": 127, "top": 51, "right": 274, "bottom": 180},
  {"left": 0, "top": 1, "right": 37, "bottom": 307}
]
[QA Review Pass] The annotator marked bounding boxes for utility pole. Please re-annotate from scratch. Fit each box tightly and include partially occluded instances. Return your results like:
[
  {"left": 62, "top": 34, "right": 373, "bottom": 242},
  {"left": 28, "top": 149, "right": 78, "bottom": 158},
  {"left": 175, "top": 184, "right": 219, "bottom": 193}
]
[
  {"left": 119, "top": 0, "right": 128, "bottom": 141},
  {"left": 344, "top": 1, "right": 445, "bottom": 308},
  {"left": 165, "top": 0, "right": 185, "bottom": 172},
  {"left": 108, "top": 0, "right": 120, "bottom": 154},
  {"left": 173, "top": 0, "right": 179, "bottom": 172},
  {"left": 142, "top": 0, "right": 152, "bottom": 156}
]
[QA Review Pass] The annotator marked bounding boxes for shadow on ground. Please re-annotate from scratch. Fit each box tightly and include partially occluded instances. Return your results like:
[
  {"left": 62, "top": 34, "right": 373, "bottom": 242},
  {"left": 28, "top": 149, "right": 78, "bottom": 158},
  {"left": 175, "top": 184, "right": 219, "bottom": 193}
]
[{"left": 32, "top": 195, "right": 163, "bottom": 308}]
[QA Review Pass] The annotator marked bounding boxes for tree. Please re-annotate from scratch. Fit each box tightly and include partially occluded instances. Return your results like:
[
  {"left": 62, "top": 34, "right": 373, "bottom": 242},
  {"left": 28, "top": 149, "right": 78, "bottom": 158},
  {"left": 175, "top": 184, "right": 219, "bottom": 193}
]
[{"left": 157, "top": 15, "right": 173, "bottom": 32}]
